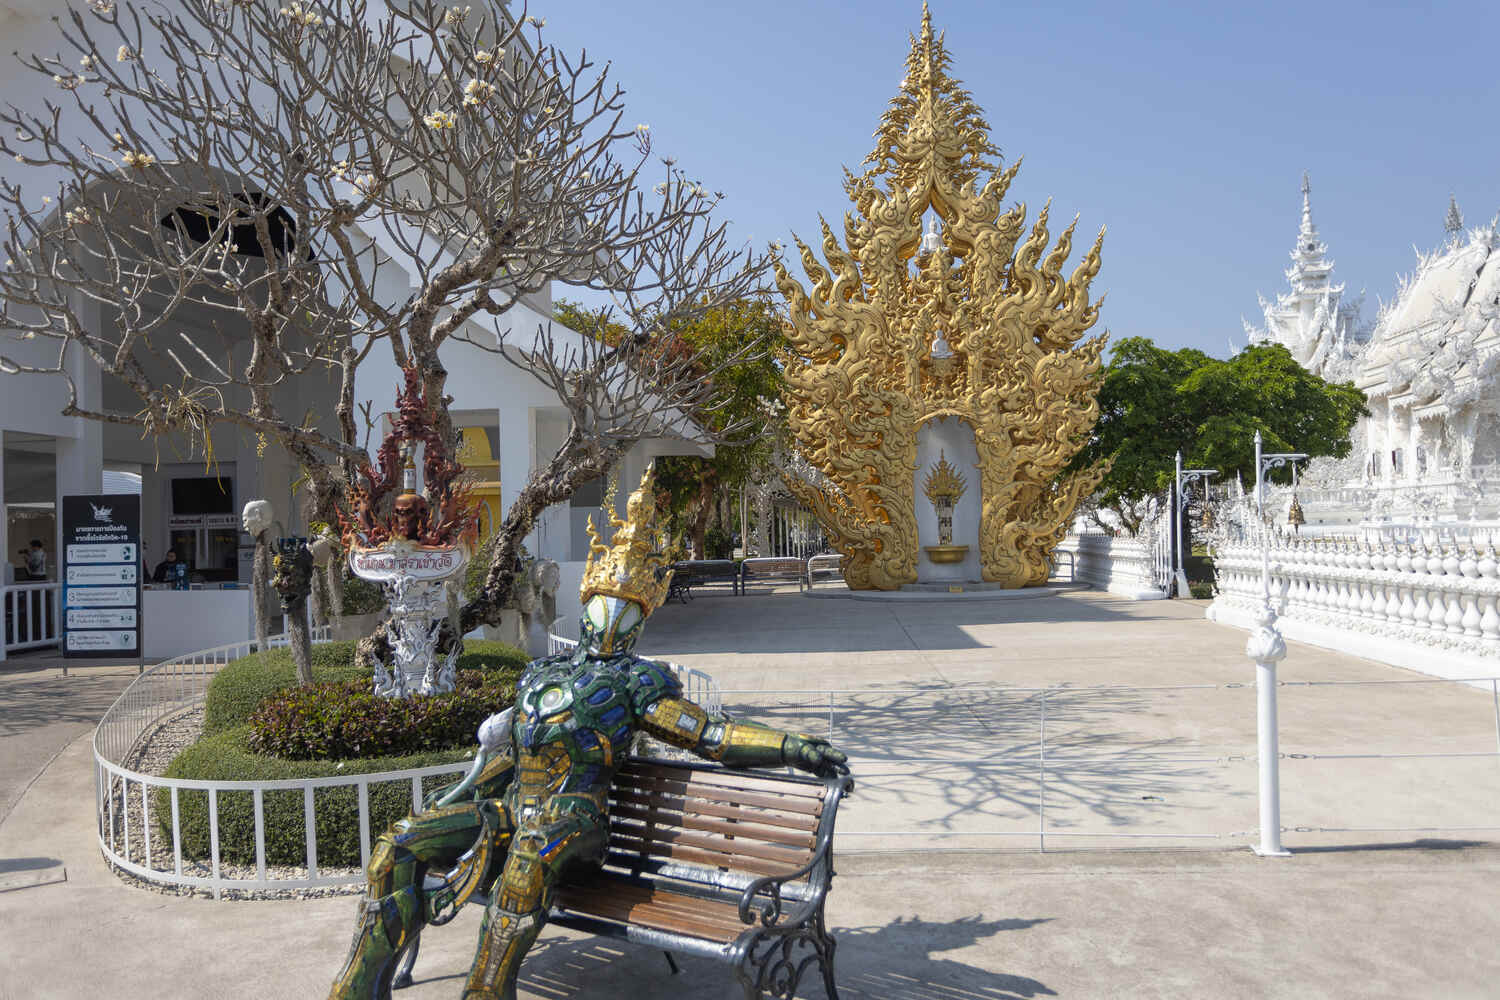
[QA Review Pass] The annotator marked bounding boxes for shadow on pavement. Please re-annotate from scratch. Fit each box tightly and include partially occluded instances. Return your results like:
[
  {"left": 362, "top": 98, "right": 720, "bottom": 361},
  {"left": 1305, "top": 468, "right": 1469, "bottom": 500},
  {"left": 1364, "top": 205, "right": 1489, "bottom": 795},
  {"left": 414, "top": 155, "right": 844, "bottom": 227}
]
[
  {"left": 397, "top": 913, "right": 1054, "bottom": 999},
  {"left": 647, "top": 591, "right": 1199, "bottom": 656}
]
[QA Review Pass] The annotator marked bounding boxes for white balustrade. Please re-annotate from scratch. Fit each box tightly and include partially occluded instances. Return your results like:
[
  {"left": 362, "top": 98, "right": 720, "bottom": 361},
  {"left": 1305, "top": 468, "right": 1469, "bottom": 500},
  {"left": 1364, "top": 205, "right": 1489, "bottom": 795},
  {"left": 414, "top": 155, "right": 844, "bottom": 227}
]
[
  {"left": 1053, "top": 534, "right": 1170, "bottom": 600},
  {"left": 1208, "top": 529, "right": 1500, "bottom": 679}
]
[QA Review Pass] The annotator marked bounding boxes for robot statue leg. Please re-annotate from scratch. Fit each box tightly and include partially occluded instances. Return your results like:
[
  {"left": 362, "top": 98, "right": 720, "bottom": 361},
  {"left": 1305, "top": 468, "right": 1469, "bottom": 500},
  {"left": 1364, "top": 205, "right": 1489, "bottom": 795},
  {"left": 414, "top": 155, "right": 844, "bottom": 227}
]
[
  {"left": 461, "top": 803, "right": 607, "bottom": 1000},
  {"left": 329, "top": 800, "right": 511, "bottom": 1000}
]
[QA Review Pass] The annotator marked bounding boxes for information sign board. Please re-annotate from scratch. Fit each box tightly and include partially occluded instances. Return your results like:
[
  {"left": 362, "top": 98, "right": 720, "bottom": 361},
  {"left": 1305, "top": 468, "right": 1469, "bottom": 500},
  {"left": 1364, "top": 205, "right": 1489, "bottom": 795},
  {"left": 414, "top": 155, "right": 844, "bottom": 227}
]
[{"left": 62, "top": 494, "right": 142, "bottom": 659}]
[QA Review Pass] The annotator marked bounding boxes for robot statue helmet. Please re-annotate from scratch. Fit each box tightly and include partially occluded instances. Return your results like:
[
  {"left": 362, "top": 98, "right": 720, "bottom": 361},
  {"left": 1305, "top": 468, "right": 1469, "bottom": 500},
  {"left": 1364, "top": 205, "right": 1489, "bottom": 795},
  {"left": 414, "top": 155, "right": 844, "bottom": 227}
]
[{"left": 576, "top": 463, "right": 676, "bottom": 656}]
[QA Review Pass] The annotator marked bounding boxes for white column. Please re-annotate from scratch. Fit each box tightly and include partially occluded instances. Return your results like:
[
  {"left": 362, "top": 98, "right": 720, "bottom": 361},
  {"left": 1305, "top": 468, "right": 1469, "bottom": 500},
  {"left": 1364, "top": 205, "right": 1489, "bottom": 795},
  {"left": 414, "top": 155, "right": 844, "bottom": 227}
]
[{"left": 1248, "top": 602, "right": 1291, "bottom": 857}]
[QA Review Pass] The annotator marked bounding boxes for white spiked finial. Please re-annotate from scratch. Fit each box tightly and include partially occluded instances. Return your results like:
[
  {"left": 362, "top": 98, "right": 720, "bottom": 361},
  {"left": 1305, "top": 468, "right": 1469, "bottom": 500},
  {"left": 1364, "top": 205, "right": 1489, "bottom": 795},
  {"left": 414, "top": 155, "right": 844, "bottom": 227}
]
[{"left": 1445, "top": 194, "right": 1464, "bottom": 235}]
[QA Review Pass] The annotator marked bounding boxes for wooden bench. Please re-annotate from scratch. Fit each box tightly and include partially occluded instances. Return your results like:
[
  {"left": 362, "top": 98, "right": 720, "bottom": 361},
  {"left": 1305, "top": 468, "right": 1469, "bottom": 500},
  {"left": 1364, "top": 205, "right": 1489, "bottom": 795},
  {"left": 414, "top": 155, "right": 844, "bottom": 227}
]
[
  {"left": 738, "top": 557, "right": 807, "bottom": 593},
  {"left": 667, "top": 559, "right": 742, "bottom": 602},
  {"left": 397, "top": 757, "right": 853, "bottom": 999}
]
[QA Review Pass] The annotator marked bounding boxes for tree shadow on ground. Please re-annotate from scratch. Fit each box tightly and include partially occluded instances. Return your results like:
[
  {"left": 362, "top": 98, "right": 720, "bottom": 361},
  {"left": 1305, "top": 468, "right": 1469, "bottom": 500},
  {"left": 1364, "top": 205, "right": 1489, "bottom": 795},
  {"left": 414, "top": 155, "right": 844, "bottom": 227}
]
[
  {"left": 0, "top": 668, "right": 136, "bottom": 737},
  {"left": 722, "top": 686, "right": 1246, "bottom": 834}
]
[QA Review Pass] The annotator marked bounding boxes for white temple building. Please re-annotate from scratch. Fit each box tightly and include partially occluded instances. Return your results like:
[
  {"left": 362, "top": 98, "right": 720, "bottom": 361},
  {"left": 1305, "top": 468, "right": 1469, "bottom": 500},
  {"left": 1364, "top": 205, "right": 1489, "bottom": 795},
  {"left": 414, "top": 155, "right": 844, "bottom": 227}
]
[
  {"left": 1247, "top": 178, "right": 1500, "bottom": 533},
  {"left": 1245, "top": 173, "right": 1369, "bottom": 381}
]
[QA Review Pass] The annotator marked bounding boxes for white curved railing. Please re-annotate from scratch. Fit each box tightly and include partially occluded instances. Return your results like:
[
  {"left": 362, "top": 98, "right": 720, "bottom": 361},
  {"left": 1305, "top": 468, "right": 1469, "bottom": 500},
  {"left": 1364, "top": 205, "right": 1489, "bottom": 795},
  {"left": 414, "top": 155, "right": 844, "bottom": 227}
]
[{"left": 96, "top": 625, "right": 722, "bottom": 898}]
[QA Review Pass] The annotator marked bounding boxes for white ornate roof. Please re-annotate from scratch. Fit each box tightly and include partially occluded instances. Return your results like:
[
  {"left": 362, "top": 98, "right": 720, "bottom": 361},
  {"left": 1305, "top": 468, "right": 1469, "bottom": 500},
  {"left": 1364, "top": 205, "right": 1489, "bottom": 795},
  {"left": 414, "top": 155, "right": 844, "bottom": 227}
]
[{"left": 1358, "top": 220, "right": 1500, "bottom": 412}]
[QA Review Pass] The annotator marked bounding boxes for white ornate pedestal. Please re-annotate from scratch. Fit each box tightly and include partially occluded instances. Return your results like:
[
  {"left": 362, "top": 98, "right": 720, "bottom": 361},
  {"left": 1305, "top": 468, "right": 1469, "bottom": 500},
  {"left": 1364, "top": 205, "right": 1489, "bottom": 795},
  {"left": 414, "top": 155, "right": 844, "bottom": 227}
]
[{"left": 348, "top": 541, "right": 468, "bottom": 697}]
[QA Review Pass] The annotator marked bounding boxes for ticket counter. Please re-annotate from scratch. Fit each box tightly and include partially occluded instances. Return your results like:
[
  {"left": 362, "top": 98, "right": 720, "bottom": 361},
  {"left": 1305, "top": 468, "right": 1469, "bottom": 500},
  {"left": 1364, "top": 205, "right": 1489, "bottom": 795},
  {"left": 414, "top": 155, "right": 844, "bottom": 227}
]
[{"left": 142, "top": 586, "right": 256, "bottom": 659}]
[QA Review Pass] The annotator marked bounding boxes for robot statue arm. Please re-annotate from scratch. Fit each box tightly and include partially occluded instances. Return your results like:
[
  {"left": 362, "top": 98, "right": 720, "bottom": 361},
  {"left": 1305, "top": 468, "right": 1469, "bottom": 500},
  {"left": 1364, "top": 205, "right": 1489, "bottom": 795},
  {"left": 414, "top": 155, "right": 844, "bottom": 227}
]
[
  {"left": 428, "top": 708, "right": 517, "bottom": 809},
  {"left": 639, "top": 696, "right": 849, "bottom": 778}
]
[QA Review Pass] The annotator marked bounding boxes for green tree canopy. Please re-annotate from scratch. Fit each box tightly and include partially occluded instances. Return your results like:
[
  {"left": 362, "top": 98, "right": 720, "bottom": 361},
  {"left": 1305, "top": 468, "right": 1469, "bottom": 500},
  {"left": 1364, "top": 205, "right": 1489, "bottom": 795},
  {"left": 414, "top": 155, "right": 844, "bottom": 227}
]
[
  {"left": 555, "top": 297, "right": 787, "bottom": 553},
  {"left": 1070, "top": 337, "right": 1367, "bottom": 534}
]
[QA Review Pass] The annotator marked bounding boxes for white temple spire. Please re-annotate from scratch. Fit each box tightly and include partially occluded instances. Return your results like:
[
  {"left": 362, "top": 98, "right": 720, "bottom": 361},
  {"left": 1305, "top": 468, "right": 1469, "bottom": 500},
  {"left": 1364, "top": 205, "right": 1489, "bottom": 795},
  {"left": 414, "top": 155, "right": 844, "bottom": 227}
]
[
  {"left": 1244, "top": 173, "right": 1363, "bottom": 379},
  {"left": 1445, "top": 194, "right": 1464, "bottom": 236}
]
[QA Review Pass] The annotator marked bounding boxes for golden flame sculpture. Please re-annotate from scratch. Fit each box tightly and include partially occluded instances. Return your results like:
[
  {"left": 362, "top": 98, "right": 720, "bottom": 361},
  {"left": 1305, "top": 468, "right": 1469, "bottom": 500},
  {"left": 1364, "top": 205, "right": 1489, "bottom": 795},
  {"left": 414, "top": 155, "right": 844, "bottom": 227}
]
[{"left": 773, "top": 3, "right": 1109, "bottom": 589}]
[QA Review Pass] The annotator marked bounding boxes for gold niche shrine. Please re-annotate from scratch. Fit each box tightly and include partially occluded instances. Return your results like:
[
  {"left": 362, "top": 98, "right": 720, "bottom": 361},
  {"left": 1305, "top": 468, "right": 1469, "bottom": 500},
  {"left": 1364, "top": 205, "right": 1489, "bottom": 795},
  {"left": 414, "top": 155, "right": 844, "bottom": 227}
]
[{"left": 774, "top": 3, "right": 1109, "bottom": 590}]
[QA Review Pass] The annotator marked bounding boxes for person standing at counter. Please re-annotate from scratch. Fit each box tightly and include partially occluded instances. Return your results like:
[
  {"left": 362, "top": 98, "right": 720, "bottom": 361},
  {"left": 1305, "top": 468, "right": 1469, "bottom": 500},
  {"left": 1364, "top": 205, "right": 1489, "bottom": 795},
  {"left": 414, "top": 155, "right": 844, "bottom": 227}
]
[
  {"left": 25, "top": 540, "right": 47, "bottom": 579},
  {"left": 152, "top": 549, "right": 185, "bottom": 585}
]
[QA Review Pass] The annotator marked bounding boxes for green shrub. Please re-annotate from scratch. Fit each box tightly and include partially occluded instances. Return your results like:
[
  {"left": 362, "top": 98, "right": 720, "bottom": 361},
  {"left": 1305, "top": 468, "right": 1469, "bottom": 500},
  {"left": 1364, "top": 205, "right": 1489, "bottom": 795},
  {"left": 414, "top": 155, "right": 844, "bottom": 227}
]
[
  {"left": 247, "top": 667, "right": 521, "bottom": 759},
  {"left": 203, "top": 639, "right": 529, "bottom": 735},
  {"left": 340, "top": 574, "right": 386, "bottom": 615},
  {"left": 1188, "top": 581, "right": 1216, "bottom": 600},
  {"left": 157, "top": 726, "right": 475, "bottom": 866}
]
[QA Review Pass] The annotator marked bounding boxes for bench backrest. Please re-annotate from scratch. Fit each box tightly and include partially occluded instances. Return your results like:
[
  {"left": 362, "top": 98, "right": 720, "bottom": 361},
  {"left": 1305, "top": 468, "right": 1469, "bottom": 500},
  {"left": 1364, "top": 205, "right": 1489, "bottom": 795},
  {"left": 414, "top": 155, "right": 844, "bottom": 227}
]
[
  {"left": 672, "top": 559, "right": 738, "bottom": 579},
  {"left": 739, "top": 557, "right": 805, "bottom": 579},
  {"left": 605, "top": 758, "right": 835, "bottom": 887}
]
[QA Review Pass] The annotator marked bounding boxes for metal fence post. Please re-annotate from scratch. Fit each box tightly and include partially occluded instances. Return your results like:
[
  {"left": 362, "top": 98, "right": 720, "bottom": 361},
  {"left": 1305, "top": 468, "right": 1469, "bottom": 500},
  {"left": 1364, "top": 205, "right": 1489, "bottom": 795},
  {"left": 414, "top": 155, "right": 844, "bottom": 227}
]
[{"left": 1248, "top": 602, "right": 1291, "bottom": 857}]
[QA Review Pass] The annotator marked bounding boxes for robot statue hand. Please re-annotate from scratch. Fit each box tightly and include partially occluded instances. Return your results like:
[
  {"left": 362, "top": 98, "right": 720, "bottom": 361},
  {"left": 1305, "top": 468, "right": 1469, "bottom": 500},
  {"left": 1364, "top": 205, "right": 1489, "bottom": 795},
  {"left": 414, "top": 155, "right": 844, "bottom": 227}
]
[
  {"left": 432, "top": 707, "right": 514, "bottom": 809},
  {"left": 784, "top": 734, "right": 851, "bottom": 779}
]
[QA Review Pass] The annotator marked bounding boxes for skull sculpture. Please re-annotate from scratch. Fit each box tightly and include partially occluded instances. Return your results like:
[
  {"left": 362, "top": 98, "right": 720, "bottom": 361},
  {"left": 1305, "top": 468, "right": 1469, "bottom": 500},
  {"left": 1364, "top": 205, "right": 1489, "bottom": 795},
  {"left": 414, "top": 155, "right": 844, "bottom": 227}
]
[{"left": 391, "top": 491, "right": 429, "bottom": 541}]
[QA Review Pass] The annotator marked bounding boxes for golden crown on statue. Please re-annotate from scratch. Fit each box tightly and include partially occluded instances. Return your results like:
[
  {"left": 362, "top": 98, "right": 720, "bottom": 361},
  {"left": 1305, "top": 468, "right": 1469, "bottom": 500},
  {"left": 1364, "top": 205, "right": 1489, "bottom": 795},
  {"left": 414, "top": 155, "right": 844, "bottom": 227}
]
[{"left": 580, "top": 463, "right": 676, "bottom": 611}]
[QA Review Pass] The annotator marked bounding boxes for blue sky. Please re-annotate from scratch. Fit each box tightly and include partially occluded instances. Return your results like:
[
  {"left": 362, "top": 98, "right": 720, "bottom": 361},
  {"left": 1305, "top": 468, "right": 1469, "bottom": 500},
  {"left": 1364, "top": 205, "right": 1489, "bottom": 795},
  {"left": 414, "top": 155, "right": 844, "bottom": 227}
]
[{"left": 535, "top": 0, "right": 1498, "bottom": 358}]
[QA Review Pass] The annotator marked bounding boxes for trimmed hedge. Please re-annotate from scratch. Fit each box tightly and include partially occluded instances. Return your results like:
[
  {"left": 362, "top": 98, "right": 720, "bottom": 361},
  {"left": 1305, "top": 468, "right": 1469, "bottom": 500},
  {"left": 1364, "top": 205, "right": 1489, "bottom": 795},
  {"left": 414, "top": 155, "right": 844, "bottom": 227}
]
[
  {"left": 157, "top": 726, "right": 473, "bottom": 866},
  {"left": 203, "top": 639, "right": 530, "bottom": 735},
  {"left": 159, "top": 637, "right": 530, "bottom": 867},
  {"left": 247, "top": 667, "right": 521, "bottom": 760}
]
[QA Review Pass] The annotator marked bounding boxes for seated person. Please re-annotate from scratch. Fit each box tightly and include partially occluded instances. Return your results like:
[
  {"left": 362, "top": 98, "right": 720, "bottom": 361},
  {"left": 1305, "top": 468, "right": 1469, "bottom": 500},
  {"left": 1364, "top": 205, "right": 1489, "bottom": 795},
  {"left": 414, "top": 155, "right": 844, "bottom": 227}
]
[{"left": 152, "top": 549, "right": 183, "bottom": 584}]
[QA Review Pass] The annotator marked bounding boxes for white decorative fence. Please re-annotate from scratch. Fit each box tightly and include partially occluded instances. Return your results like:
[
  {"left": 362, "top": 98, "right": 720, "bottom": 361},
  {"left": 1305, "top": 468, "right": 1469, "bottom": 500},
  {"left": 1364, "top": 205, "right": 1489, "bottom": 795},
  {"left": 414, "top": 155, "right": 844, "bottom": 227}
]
[
  {"left": 1053, "top": 533, "right": 1170, "bottom": 600},
  {"left": 1208, "top": 531, "right": 1500, "bottom": 681},
  {"left": 2, "top": 581, "right": 62, "bottom": 659},
  {"left": 96, "top": 627, "right": 721, "bottom": 898}
]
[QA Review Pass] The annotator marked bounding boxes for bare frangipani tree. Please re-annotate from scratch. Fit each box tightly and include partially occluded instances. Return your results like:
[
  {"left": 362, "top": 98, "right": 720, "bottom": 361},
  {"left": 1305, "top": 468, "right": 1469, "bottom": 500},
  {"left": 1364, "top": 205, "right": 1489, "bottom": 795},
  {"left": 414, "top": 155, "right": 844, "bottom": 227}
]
[{"left": 0, "top": 0, "right": 768, "bottom": 664}]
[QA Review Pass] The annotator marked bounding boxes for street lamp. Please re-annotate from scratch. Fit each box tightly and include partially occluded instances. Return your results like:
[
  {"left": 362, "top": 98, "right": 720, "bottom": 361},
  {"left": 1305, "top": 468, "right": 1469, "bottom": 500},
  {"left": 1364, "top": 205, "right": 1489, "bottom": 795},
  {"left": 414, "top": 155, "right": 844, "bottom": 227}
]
[
  {"left": 1174, "top": 450, "right": 1217, "bottom": 597},
  {"left": 1248, "top": 429, "right": 1307, "bottom": 859}
]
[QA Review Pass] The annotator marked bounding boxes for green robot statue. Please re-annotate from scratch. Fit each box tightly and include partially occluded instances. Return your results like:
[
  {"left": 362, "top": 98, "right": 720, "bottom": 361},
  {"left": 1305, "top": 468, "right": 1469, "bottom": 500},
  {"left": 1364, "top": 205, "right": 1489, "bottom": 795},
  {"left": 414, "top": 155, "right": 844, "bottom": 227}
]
[{"left": 328, "top": 465, "right": 848, "bottom": 1000}]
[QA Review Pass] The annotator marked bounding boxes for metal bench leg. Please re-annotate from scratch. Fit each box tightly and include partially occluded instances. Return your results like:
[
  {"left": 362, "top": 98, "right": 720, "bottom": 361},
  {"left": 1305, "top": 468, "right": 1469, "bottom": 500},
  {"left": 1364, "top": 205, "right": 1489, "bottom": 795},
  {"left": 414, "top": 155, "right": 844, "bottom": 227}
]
[
  {"left": 819, "top": 935, "right": 839, "bottom": 1000},
  {"left": 661, "top": 950, "right": 680, "bottom": 975}
]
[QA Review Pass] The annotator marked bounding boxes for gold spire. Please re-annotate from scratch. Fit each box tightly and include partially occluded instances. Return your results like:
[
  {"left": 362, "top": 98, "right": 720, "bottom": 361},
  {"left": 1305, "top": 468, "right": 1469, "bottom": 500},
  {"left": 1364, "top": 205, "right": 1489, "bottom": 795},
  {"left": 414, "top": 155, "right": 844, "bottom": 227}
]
[
  {"left": 923, "top": 451, "right": 968, "bottom": 504},
  {"left": 773, "top": 5, "right": 1108, "bottom": 589},
  {"left": 579, "top": 463, "right": 675, "bottom": 611}
]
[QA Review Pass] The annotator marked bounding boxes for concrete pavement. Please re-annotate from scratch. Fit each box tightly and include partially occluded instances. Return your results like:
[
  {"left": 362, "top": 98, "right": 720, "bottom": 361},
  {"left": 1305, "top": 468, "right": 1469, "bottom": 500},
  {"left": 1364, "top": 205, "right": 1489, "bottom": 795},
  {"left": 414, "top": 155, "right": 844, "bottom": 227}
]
[{"left": 3, "top": 589, "right": 1500, "bottom": 998}]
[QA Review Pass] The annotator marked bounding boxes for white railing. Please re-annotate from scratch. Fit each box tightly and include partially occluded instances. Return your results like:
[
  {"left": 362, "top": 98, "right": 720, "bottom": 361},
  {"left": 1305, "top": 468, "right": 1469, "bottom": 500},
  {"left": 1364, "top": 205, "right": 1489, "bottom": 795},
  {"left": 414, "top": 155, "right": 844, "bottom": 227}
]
[
  {"left": 1053, "top": 534, "right": 1169, "bottom": 600},
  {"left": 1208, "top": 530, "right": 1500, "bottom": 681},
  {"left": 2, "top": 581, "right": 62, "bottom": 658}
]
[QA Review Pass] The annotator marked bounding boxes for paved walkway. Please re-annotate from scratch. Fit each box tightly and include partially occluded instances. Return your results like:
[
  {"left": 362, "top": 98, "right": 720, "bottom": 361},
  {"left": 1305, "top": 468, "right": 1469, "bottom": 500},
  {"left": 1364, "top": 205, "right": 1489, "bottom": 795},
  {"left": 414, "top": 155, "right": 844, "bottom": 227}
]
[{"left": 3, "top": 590, "right": 1500, "bottom": 998}]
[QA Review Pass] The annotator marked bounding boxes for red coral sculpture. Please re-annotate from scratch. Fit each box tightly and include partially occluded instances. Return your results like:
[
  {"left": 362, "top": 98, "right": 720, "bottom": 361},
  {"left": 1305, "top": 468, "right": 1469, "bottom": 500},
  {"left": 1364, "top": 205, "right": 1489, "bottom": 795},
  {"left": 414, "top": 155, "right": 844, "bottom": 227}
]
[{"left": 339, "top": 368, "right": 480, "bottom": 551}]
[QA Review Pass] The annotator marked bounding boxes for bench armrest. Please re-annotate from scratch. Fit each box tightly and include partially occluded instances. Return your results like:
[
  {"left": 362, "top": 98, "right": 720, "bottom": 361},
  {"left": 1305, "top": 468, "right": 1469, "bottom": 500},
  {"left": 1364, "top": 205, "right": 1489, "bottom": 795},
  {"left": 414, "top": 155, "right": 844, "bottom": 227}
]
[{"left": 736, "top": 774, "right": 851, "bottom": 930}]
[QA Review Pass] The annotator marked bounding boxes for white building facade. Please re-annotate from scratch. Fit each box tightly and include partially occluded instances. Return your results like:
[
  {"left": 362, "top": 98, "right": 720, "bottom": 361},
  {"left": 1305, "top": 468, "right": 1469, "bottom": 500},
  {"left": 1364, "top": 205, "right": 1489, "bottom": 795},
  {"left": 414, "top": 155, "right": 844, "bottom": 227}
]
[
  {"left": 1248, "top": 177, "right": 1500, "bottom": 534},
  {"left": 0, "top": 2, "right": 708, "bottom": 655}
]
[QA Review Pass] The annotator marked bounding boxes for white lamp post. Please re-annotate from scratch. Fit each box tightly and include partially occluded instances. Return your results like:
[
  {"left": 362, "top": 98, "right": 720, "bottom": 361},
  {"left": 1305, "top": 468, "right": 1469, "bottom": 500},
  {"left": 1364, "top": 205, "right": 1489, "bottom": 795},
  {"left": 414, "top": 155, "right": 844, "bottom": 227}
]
[
  {"left": 1249, "top": 430, "right": 1307, "bottom": 857},
  {"left": 1174, "top": 450, "right": 1217, "bottom": 597}
]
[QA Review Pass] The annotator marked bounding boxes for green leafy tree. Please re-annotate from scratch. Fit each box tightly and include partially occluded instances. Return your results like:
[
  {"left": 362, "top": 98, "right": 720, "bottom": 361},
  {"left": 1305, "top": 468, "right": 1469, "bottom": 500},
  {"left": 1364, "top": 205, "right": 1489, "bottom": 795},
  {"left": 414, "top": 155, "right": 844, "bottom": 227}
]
[
  {"left": 1071, "top": 337, "right": 1367, "bottom": 535},
  {"left": 556, "top": 297, "right": 787, "bottom": 558}
]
